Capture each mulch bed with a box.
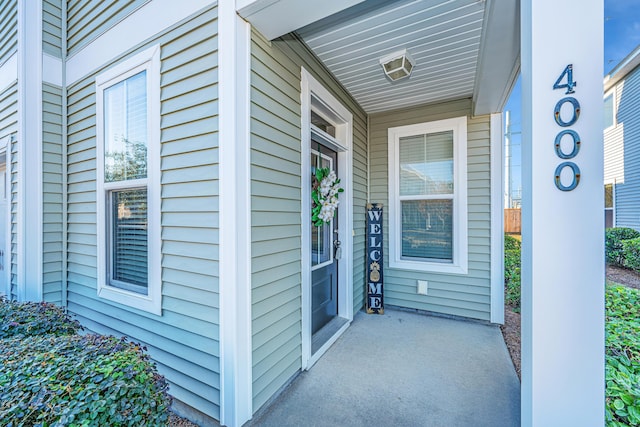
[500,264,640,381]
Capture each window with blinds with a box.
[95,45,160,313]
[388,116,468,274]
[399,131,454,261]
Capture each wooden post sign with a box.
[366,203,383,314]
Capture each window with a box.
[388,117,468,274]
[605,183,615,228]
[96,45,161,314]
[604,92,615,129]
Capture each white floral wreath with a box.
[311,167,343,226]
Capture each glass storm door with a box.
[311,144,339,335]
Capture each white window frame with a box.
[604,87,616,131]
[604,180,616,228]
[388,116,468,274]
[95,45,161,315]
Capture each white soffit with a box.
[237,0,364,41]
[298,0,487,114]
[472,0,520,115]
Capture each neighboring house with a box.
[604,44,640,230]
[0,1,604,426]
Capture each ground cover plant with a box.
[606,285,640,426]
[0,298,171,426]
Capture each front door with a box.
[311,143,339,336]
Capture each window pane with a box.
[401,199,453,261]
[604,94,613,128]
[104,71,147,182]
[399,131,453,196]
[110,188,148,293]
[605,184,613,208]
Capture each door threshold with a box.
[308,316,350,369]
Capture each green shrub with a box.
[505,234,521,251]
[504,248,521,310]
[504,234,522,311]
[0,296,82,339]
[0,334,171,426]
[622,238,640,273]
[606,285,640,426]
[606,227,640,267]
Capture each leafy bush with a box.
[504,235,522,311]
[606,285,640,426]
[0,334,172,426]
[0,296,82,339]
[505,234,521,251]
[622,238,640,273]
[606,227,640,267]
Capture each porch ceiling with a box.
[296,0,519,115]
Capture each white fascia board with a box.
[604,44,640,92]
[66,0,215,86]
[237,0,364,40]
[0,53,17,93]
[472,0,520,116]
[42,53,63,87]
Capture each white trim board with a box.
[18,0,44,301]
[0,53,17,94]
[218,2,252,426]
[490,112,504,324]
[66,0,216,86]
[42,53,63,87]
[300,67,354,370]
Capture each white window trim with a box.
[388,116,468,275]
[605,180,616,228]
[604,87,616,131]
[95,45,161,315]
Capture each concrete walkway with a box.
[249,309,520,427]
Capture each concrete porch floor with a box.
[248,308,520,427]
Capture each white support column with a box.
[521,1,604,425]
[17,0,43,302]
[218,2,253,426]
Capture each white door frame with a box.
[301,67,353,369]
[0,136,9,297]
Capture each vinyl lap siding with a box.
[66,0,147,56]
[42,83,63,304]
[0,83,17,298]
[250,32,368,412]
[611,67,640,230]
[66,9,220,419]
[369,99,492,321]
[0,0,17,66]
[43,0,63,57]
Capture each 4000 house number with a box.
[552,64,582,191]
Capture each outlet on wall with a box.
[417,280,428,295]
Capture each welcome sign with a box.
[366,204,384,314]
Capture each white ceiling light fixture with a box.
[379,49,415,82]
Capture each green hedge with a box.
[606,227,640,267]
[0,299,172,426]
[606,285,640,426]
[622,238,640,273]
[504,235,521,311]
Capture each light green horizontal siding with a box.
[250,31,368,413]
[0,0,17,66]
[66,8,220,420]
[42,83,63,304]
[66,0,147,56]
[0,82,17,299]
[369,99,493,321]
[43,0,62,57]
